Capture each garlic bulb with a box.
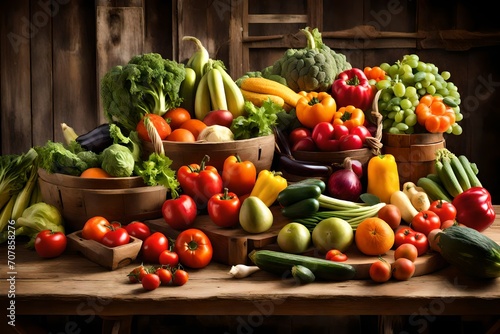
[228,264,260,278]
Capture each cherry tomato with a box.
[162,194,197,230]
[101,226,130,248]
[124,221,151,241]
[81,216,112,243]
[394,226,429,256]
[141,273,161,291]
[172,269,189,286]
[128,265,148,283]
[155,267,173,285]
[391,258,416,281]
[159,250,179,267]
[174,228,213,269]
[142,232,169,263]
[369,259,392,283]
[325,249,348,262]
[339,134,363,151]
[428,200,457,223]
[411,210,441,236]
[34,230,67,259]
[394,243,418,262]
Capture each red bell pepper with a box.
[331,68,376,111]
[452,187,495,232]
[311,122,340,152]
[207,188,241,228]
[177,155,223,209]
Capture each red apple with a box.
[203,110,234,127]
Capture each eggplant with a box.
[278,154,331,178]
[76,123,113,153]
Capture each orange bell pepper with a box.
[363,66,386,82]
[295,91,337,129]
[222,154,257,197]
[332,105,365,131]
[415,95,456,133]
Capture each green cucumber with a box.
[437,226,500,278]
[249,249,356,281]
[288,178,326,192]
[291,265,315,284]
[277,183,322,207]
[280,198,319,219]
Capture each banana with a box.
[61,123,78,144]
[183,36,209,86]
[179,67,197,116]
[214,63,246,118]
[207,67,228,111]
[194,71,212,120]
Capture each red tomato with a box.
[141,273,161,291]
[288,127,312,147]
[428,200,457,223]
[124,221,151,241]
[292,137,317,152]
[136,113,172,141]
[162,194,197,230]
[441,219,463,229]
[174,228,213,269]
[339,134,363,151]
[128,265,148,283]
[207,188,241,228]
[325,249,348,262]
[81,216,112,243]
[142,232,169,263]
[101,227,130,248]
[377,204,402,230]
[391,258,416,281]
[155,267,173,285]
[159,250,179,267]
[394,226,429,256]
[350,125,372,144]
[172,269,189,286]
[34,230,67,259]
[332,124,349,140]
[411,210,441,236]
[369,259,392,283]
[394,243,418,262]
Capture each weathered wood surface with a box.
[1,208,499,319]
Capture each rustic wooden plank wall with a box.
[1,0,499,203]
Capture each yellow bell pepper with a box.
[367,154,400,204]
[249,170,288,207]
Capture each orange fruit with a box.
[179,119,207,140]
[354,217,395,256]
[164,107,191,130]
[80,167,112,178]
[166,128,196,142]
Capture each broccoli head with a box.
[101,53,186,133]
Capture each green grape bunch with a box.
[373,54,463,135]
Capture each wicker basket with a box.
[38,169,167,233]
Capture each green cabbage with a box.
[101,144,135,177]
[15,202,65,248]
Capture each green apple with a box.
[239,196,273,233]
[312,217,354,253]
[277,222,311,254]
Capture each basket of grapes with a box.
[369,54,464,184]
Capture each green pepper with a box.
[281,198,320,219]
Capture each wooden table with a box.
[1,207,499,334]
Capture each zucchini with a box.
[437,226,500,278]
[417,177,452,202]
[280,198,319,219]
[248,249,356,281]
[291,265,315,284]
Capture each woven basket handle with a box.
[145,116,165,156]
[365,89,384,156]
